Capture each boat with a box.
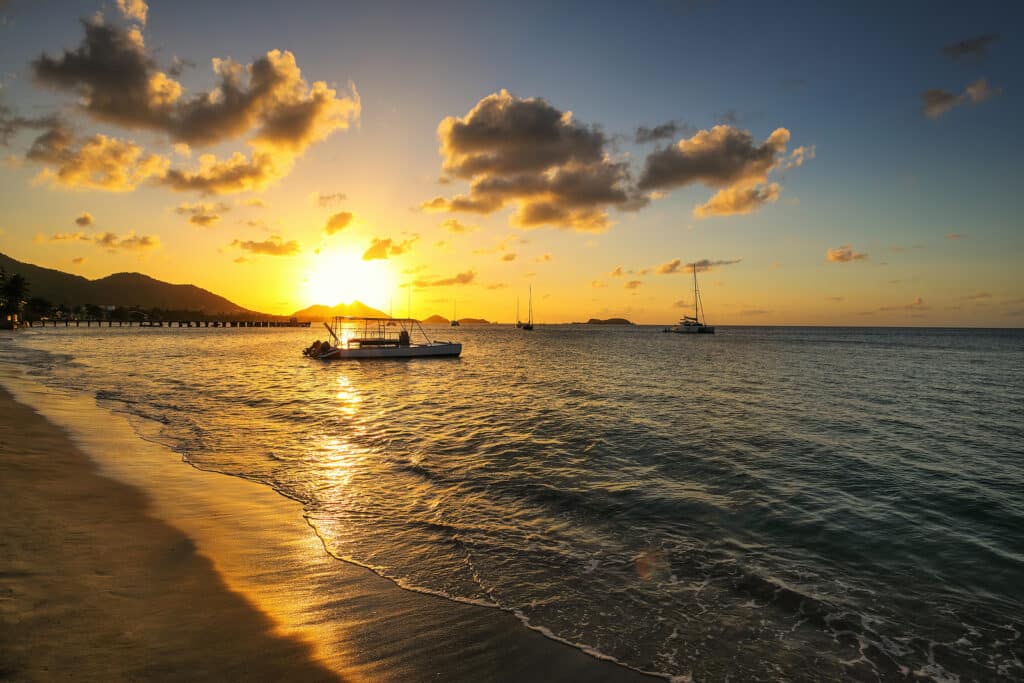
[521,286,534,331]
[666,265,715,334]
[303,316,462,359]
[451,301,460,327]
[515,297,522,328]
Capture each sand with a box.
[0,381,658,682]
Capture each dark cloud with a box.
[423,90,646,232]
[413,270,476,287]
[942,34,999,61]
[313,191,346,207]
[0,105,60,146]
[500,252,516,261]
[624,280,642,289]
[657,257,742,274]
[26,123,169,191]
[638,125,789,191]
[362,236,416,260]
[231,236,299,256]
[74,212,94,227]
[94,231,160,251]
[71,256,86,264]
[826,245,867,263]
[634,120,689,144]
[922,79,1001,119]
[29,20,358,194]
[176,201,229,227]
[324,211,352,235]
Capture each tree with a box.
[1,271,29,318]
[24,297,53,321]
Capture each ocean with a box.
[2,324,1022,681]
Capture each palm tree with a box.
[1,271,29,319]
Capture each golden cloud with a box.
[826,245,868,263]
[324,211,353,235]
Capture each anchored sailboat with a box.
[667,264,714,334]
[451,301,460,327]
[522,286,534,330]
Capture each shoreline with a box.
[0,372,660,682]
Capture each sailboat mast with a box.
[693,265,698,322]
[528,285,533,324]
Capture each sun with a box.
[302,249,396,311]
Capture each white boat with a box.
[304,316,462,359]
[667,265,715,334]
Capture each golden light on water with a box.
[302,250,396,311]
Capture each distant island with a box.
[572,318,635,325]
[420,315,492,325]
[292,301,389,321]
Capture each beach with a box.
[0,379,657,682]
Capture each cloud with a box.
[312,191,346,206]
[94,231,160,251]
[501,252,516,261]
[176,201,228,227]
[71,256,86,264]
[922,79,1001,119]
[116,0,148,25]
[413,270,476,287]
[826,245,868,263]
[425,90,645,232]
[942,34,999,61]
[486,283,507,290]
[591,280,606,288]
[634,120,689,144]
[241,197,265,208]
[26,125,169,191]
[657,257,742,274]
[231,236,299,256]
[694,182,780,217]
[172,142,191,157]
[324,211,352,235]
[638,125,794,218]
[784,145,815,169]
[37,231,90,242]
[29,21,359,193]
[0,104,60,146]
[880,296,928,312]
[610,266,625,277]
[362,236,417,260]
[535,253,553,263]
[441,218,478,233]
[74,211,94,226]
[624,280,642,289]
[945,233,966,240]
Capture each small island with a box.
[572,318,635,325]
[420,314,492,325]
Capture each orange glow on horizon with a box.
[302,249,396,311]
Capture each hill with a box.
[0,252,254,314]
[291,301,390,321]
[420,314,449,324]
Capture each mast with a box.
[516,297,520,325]
[693,265,699,323]
[528,285,533,325]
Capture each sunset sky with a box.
[1,0,1021,324]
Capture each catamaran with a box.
[304,316,462,359]
[522,285,534,331]
[667,265,715,334]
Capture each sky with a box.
[0,0,1021,325]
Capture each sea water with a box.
[2,325,1022,680]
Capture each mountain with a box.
[420,314,492,324]
[291,301,390,321]
[458,318,492,325]
[420,314,449,324]
[0,252,254,314]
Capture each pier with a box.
[21,319,312,329]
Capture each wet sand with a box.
[0,380,658,682]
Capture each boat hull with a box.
[316,342,462,359]
[669,325,715,334]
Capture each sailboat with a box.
[522,285,534,330]
[667,264,714,334]
[515,297,522,328]
[451,301,460,327]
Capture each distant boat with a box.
[666,265,714,334]
[451,301,460,327]
[304,316,461,359]
[515,297,522,328]
[522,285,534,331]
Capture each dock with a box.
[20,319,312,329]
